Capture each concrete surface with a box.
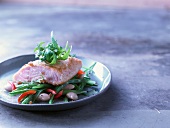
[0,3,170,128]
[2,0,170,9]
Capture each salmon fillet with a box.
[13,57,82,86]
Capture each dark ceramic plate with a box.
[0,54,111,111]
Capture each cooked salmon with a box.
[13,57,82,86]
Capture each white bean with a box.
[37,93,51,101]
[4,83,12,92]
[66,92,78,101]
[64,84,75,90]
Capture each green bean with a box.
[63,90,87,95]
[32,83,53,89]
[83,62,96,77]
[21,95,33,104]
[68,79,82,84]
[32,89,44,103]
[64,97,68,102]
[85,80,97,86]
[79,82,86,91]
[10,89,31,96]
[49,94,55,104]
[16,83,37,90]
[55,83,67,93]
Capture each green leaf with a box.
[58,45,72,60]
[34,31,72,65]
[34,42,45,52]
[65,41,69,50]
[49,53,57,65]
[51,31,58,49]
[44,49,53,62]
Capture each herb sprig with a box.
[34,31,72,65]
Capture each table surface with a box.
[0,3,170,128]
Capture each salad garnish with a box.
[34,31,72,65]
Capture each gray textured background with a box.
[0,3,170,128]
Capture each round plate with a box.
[0,54,111,111]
